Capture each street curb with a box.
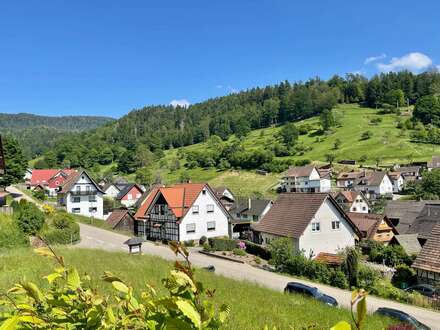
[198,250,245,263]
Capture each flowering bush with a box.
[237,241,246,250]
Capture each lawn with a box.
[0,247,393,329]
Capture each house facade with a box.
[252,193,360,258]
[134,183,230,242]
[347,212,397,244]
[102,183,120,199]
[229,198,273,239]
[333,191,369,213]
[336,171,363,188]
[57,170,105,219]
[117,184,144,207]
[30,169,76,197]
[354,172,393,197]
[388,172,404,193]
[281,165,331,193]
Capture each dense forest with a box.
[35,71,440,176]
[0,114,114,158]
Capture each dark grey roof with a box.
[384,200,440,234]
[407,204,440,239]
[390,234,422,255]
[116,183,143,200]
[124,237,144,245]
[230,199,272,218]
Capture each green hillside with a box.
[149,104,439,197]
[0,248,392,329]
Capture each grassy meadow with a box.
[146,104,440,197]
[0,247,394,329]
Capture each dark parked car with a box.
[284,282,338,307]
[374,308,430,330]
[404,284,438,298]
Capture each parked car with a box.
[284,282,338,307]
[374,308,430,330]
[404,284,438,298]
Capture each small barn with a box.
[106,208,135,232]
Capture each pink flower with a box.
[238,241,246,250]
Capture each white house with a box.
[57,170,105,219]
[252,193,361,258]
[354,172,393,197]
[336,171,364,188]
[134,183,230,242]
[281,165,331,193]
[333,191,369,213]
[388,172,405,193]
[102,183,120,199]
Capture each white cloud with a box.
[376,52,433,72]
[364,54,386,64]
[170,99,190,108]
[216,84,223,89]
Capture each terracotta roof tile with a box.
[106,208,134,228]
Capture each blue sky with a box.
[1,1,440,118]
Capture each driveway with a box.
[77,223,440,328]
[7,185,42,206]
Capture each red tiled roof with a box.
[30,169,59,186]
[134,183,206,220]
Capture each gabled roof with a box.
[58,170,104,194]
[116,183,144,200]
[384,200,436,234]
[230,199,272,217]
[357,171,388,187]
[347,212,396,240]
[336,171,364,181]
[134,183,223,220]
[333,191,362,203]
[212,186,235,201]
[315,252,343,266]
[407,203,440,239]
[252,193,361,239]
[283,165,316,178]
[106,208,134,229]
[412,224,440,273]
[30,169,60,185]
[102,182,120,192]
[388,172,403,181]
[390,234,422,255]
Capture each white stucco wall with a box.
[379,175,394,195]
[104,185,119,199]
[179,188,229,241]
[299,198,356,257]
[350,196,369,213]
[65,174,104,219]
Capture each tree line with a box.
[36,71,440,174]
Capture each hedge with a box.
[243,240,271,260]
[208,237,237,251]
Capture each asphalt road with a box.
[77,223,440,328]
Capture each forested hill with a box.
[0,113,114,158]
[0,113,114,130]
[36,71,440,174]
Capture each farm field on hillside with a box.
[0,248,393,329]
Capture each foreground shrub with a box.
[15,201,45,235]
[0,242,230,329]
[392,264,417,289]
[41,212,80,245]
[233,248,246,256]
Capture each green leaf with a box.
[176,299,201,328]
[0,316,20,330]
[356,295,367,327]
[330,321,351,330]
[34,247,55,259]
[67,268,81,289]
[18,315,45,325]
[112,281,129,294]
[45,272,62,284]
[21,282,44,302]
[106,307,116,324]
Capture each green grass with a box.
[0,247,393,329]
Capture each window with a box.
[207,221,216,231]
[202,189,206,195]
[89,195,97,202]
[136,193,141,198]
[311,222,320,232]
[72,208,80,213]
[192,205,199,214]
[89,207,97,213]
[72,196,80,203]
[362,206,367,211]
[253,215,259,221]
[186,223,196,234]
[332,220,340,230]
[352,207,357,211]
[127,194,132,200]
[206,204,214,213]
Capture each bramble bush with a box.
[14,201,45,235]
